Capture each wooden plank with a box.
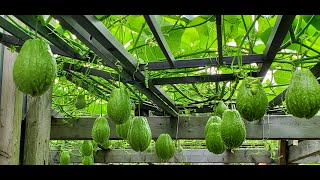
[278,140,287,165]
[288,140,320,164]
[0,48,23,165]
[51,115,320,140]
[50,148,277,164]
[292,153,320,164]
[23,89,52,165]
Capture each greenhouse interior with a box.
[0,15,319,165]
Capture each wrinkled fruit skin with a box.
[82,155,94,165]
[204,116,221,135]
[236,77,268,121]
[92,116,110,145]
[81,140,93,156]
[215,101,228,118]
[13,39,57,96]
[127,116,152,152]
[205,123,226,154]
[107,88,132,125]
[155,133,175,161]
[220,109,246,149]
[60,151,70,165]
[75,94,86,109]
[116,117,133,139]
[285,69,320,119]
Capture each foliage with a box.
[8,15,319,164]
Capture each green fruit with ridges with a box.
[116,117,133,139]
[205,123,226,154]
[127,116,152,152]
[81,140,93,156]
[155,133,175,161]
[236,77,268,121]
[82,155,94,165]
[220,109,246,149]
[204,116,221,135]
[285,69,320,119]
[91,116,110,145]
[215,101,228,118]
[75,94,86,109]
[59,151,70,165]
[13,39,57,96]
[107,88,132,125]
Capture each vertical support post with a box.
[0,46,23,165]
[279,140,288,165]
[23,89,52,165]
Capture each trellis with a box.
[0,15,319,165]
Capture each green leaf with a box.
[224,15,240,39]
[302,15,320,31]
[161,26,184,54]
[187,16,216,50]
[273,69,293,85]
[180,27,200,54]
[253,43,266,54]
[125,15,145,33]
[259,27,273,45]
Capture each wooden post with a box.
[279,140,288,165]
[23,89,52,165]
[0,46,24,165]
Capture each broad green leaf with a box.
[273,64,293,85]
[302,15,320,32]
[125,15,145,33]
[224,15,240,39]
[161,25,184,54]
[180,27,200,54]
[259,27,273,45]
[253,43,266,54]
[187,16,216,50]
[238,15,253,31]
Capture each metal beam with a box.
[144,15,176,68]
[0,33,76,58]
[151,72,258,85]
[0,16,32,41]
[69,15,177,113]
[61,62,123,83]
[138,54,264,71]
[51,115,320,140]
[14,15,85,61]
[53,15,178,117]
[216,15,223,65]
[258,15,296,77]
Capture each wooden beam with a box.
[278,140,287,165]
[23,89,52,165]
[51,115,320,140]
[0,47,23,165]
[293,153,320,164]
[288,140,320,164]
[50,148,277,164]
